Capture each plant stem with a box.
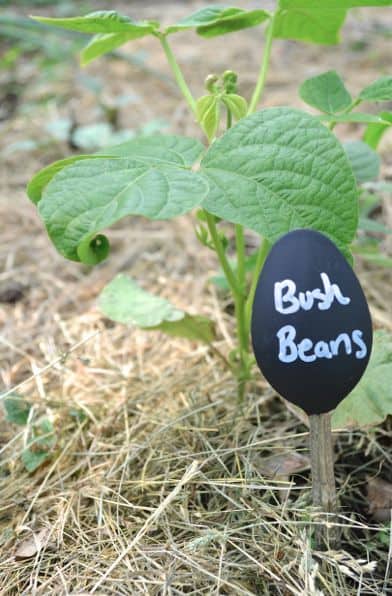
[234,224,251,396]
[159,35,197,116]
[204,211,240,297]
[328,98,362,131]
[244,237,270,334]
[248,14,276,114]
[235,224,246,291]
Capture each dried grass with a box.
[1,2,392,593]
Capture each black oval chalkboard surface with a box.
[251,230,372,415]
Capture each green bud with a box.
[223,70,238,94]
[205,74,219,94]
[223,70,238,84]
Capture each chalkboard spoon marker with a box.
[251,229,373,548]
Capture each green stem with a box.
[328,98,362,131]
[235,224,249,353]
[235,224,246,291]
[248,14,276,115]
[204,211,240,297]
[245,238,270,334]
[159,35,197,116]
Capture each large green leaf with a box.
[201,107,358,252]
[274,1,347,45]
[344,141,381,183]
[274,1,392,45]
[32,11,159,35]
[299,71,352,113]
[99,274,215,343]
[166,6,270,37]
[28,135,205,205]
[332,331,392,429]
[38,158,208,264]
[81,33,138,65]
[359,76,392,102]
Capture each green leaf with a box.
[81,33,139,66]
[359,76,392,102]
[28,134,205,204]
[274,1,347,45]
[166,6,270,37]
[201,107,358,252]
[299,71,352,113]
[344,141,381,183]
[38,156,208,263]
[332,331,392,429]
[196,95,220,141]
[319,113,392,124]
[3,395,31,425]
[99,274,215,343]
[274,1,392,45]
[27,155,110,204]
[32,11,159,35]
[363,112,392,149]
[222,94,248,120]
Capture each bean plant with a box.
[28,2,392,402]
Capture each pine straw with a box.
[0,193,391,595]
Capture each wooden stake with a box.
[309,412,338,549]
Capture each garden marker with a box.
[251,229,373,547]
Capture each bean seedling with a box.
[27,2,392,406]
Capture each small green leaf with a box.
[81,33,139,66]
[196,95,220,141]
[299,71,352,113]
[332,331,392,429]
[319,113,392,124]
[99,274,215,343]
[22,449,50,473]
[344,141,381,183]
[3,395,31,425]
[363,112,392,149]
[201,107,358,253]
[166,6,270,37]
[222,94,248,120]
[32,11,159,35]
[359,76,392,102]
